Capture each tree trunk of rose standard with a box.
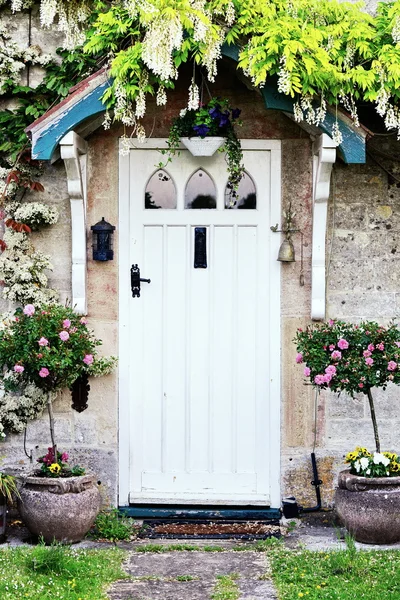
[366,387,380,454]
[47,393,57,466]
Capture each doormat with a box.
[139,520,281,540]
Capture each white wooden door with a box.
[119,139,281,506]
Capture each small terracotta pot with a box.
[335,469,400,544]
[18,473,101,544]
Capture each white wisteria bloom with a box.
[277,56,291,95]
[331,121,343,146]
[392,16,400,44]
[188,81,200,111]
[156,85,167,106]
[0,230,58,305]
[293,102,303,123]
[142,17,183,82]
[119,135,131,156]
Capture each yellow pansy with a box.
[49,463,61,474]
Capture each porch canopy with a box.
[25,50,369,321]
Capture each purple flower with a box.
[314,374,325,385]
[337,339,349,350]
[331,350,342,360]
[363,350,372,358]
[365,357,374,366]
[304,366,311,377]
[377,343,385,351]
[193,124,210,137]
[296,352,303,364]
[14,364,24,373]
[61,452,69,462]
[368,344,375,352]
[39,367,49,378]
[63,319,71,329]
[231,108,241,120]
[59,331,70,341]
[218,112,230,127]
[209,107,221,119]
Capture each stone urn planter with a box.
[18,473,101,544]
[335,469,400,544]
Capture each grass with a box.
[211,574,240,600]
[269,538,400,599]
[0,543,126,600]
[134,543,226,552]
[91,508,136,541]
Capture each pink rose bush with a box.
[295,320,400,396]
[0,303,108,392]
[295,319,400,455]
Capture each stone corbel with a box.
[311,133,337,321]
[59,131,88,315]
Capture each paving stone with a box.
[238,579,278,599]
[123,551,268,580]
[108,579,213,600]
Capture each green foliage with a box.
[0,44,99,162]
[36,448,86,478]
[0,544,126,600]
[0,472,19,502]
[163,97,244,201]
[211,574,240,600]
[269,545,400,599]
[0,303,102,392]
[294,320,400,396]
[92,508,134,541]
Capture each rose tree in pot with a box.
[295,319,400,544]
[0,303,115,543]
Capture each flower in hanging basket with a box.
[163,97,244,203]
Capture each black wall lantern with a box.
[91,217,115,261]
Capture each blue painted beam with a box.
[30,44,366,164]
[31,82,109,160]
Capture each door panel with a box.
[120,140,281,506]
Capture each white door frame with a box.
[118,138,282,508]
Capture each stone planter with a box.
[18,473,101,544]
[180,136,225,156]
[335,469,400,544]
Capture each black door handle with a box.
[131,264,151,297]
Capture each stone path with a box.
[108,549,278,600]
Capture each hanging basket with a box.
[180,136,225,156]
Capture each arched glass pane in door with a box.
[145,169,176,209]
[225,172,257,209]
[185,169,217,209]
